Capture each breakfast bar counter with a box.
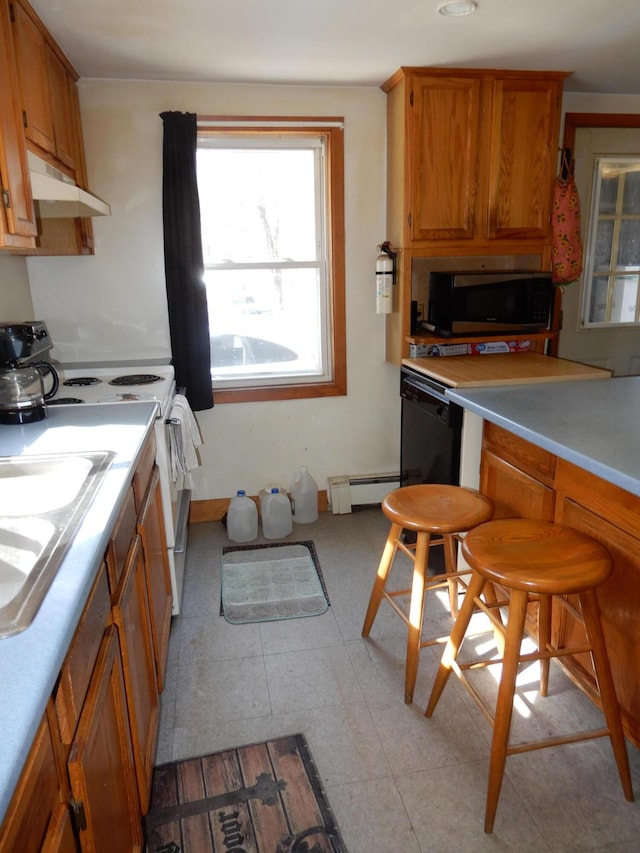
[447,376,640,498]
[446,375,640,748]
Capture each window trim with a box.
[196,117,346,403]
[581,155,640,329]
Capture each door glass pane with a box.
[593,220,613,269]
[206,268,323,380]
[622,170,640,214]
[588,276,609,323]
[610,275,639,323]
[598,174,618,215]
[617,220,640,267]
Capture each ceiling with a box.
[29,0,640,95]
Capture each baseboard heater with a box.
[328,472,400,514]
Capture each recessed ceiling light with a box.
[438,1,478,16]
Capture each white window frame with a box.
[196,117,346,404]
[581,155,640,329]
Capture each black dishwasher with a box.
[400,366,463,487]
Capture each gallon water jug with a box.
[290,467,318,524]
[258,483,287,515]
[261,488,293,539]
[227,490,258,542]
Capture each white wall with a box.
[27,79,399,501]
[0,256,34,322]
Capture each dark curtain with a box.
[160,111,213,411]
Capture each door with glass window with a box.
[558,127,640,376]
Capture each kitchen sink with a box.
[0,451,115,638]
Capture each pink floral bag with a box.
[551,154,583,285]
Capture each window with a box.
[196,119,346,403]
[581,156,640,328]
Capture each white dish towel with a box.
[168,394,203,484]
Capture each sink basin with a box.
[0,451,115,638]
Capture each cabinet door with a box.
[480,449,555,521]
[112,535,159,814]
[555,495,640,746]
[486,77,562,241]
[46,47,76,170]
[10,0,55,155]
[40,805,78,853]
[409,75,482,242]
[0,707,63,853]
[137,467,173,692]
[0,0,36,245]
[67,627,143,852]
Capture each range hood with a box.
[27,151,111,218]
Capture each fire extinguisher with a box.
[376,242,396,314]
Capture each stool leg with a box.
[538,594,552,697]
[362,522,403,637]
[443,533,460,617]
[579,589,634,802]
[405,531,430,704]
[425,571,486,717]
[485,588,529,834]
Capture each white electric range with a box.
[48,363,188,615]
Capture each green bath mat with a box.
[221,540,329,624]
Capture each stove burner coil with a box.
[63,377,101,387]
[109,374,162,386]
[47,397,84,405]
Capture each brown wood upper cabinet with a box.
[384,67,568,250]
[0,0,37,248]
[1,0,95,254]
[10,0,78,173]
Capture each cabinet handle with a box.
[1,189,10,210]
[70,798,87,832]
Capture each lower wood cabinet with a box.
[112,535,159,814]
[480,422,640,748]
[0,431,173,850]
[40,804,77,853]
[137,467,172,693]
[67,626,143,852]
[0,702,66,852]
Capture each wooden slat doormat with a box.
[144,733,347,852]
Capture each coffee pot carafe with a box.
[0,322,60,425]
[0,361,59,425]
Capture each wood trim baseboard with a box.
[188,491,330,523]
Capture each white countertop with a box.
[447,376,640,498]
[0,403,157,824]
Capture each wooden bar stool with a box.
[425,517,634,833]
[361,484,493,704]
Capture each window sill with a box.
[213,376,346,404]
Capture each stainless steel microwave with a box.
[424,270,553,337]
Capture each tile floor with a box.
[155,508,640,852]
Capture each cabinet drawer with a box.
[483,421,556,486]
[105,487,137,593]
[133,432,156,513]
[54,564,110,746]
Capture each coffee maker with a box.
[0,322,59,424]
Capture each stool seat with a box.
[362,484,493,704]
[426,517,633,834]
[384,484,494,534]
[462,518,613,595]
